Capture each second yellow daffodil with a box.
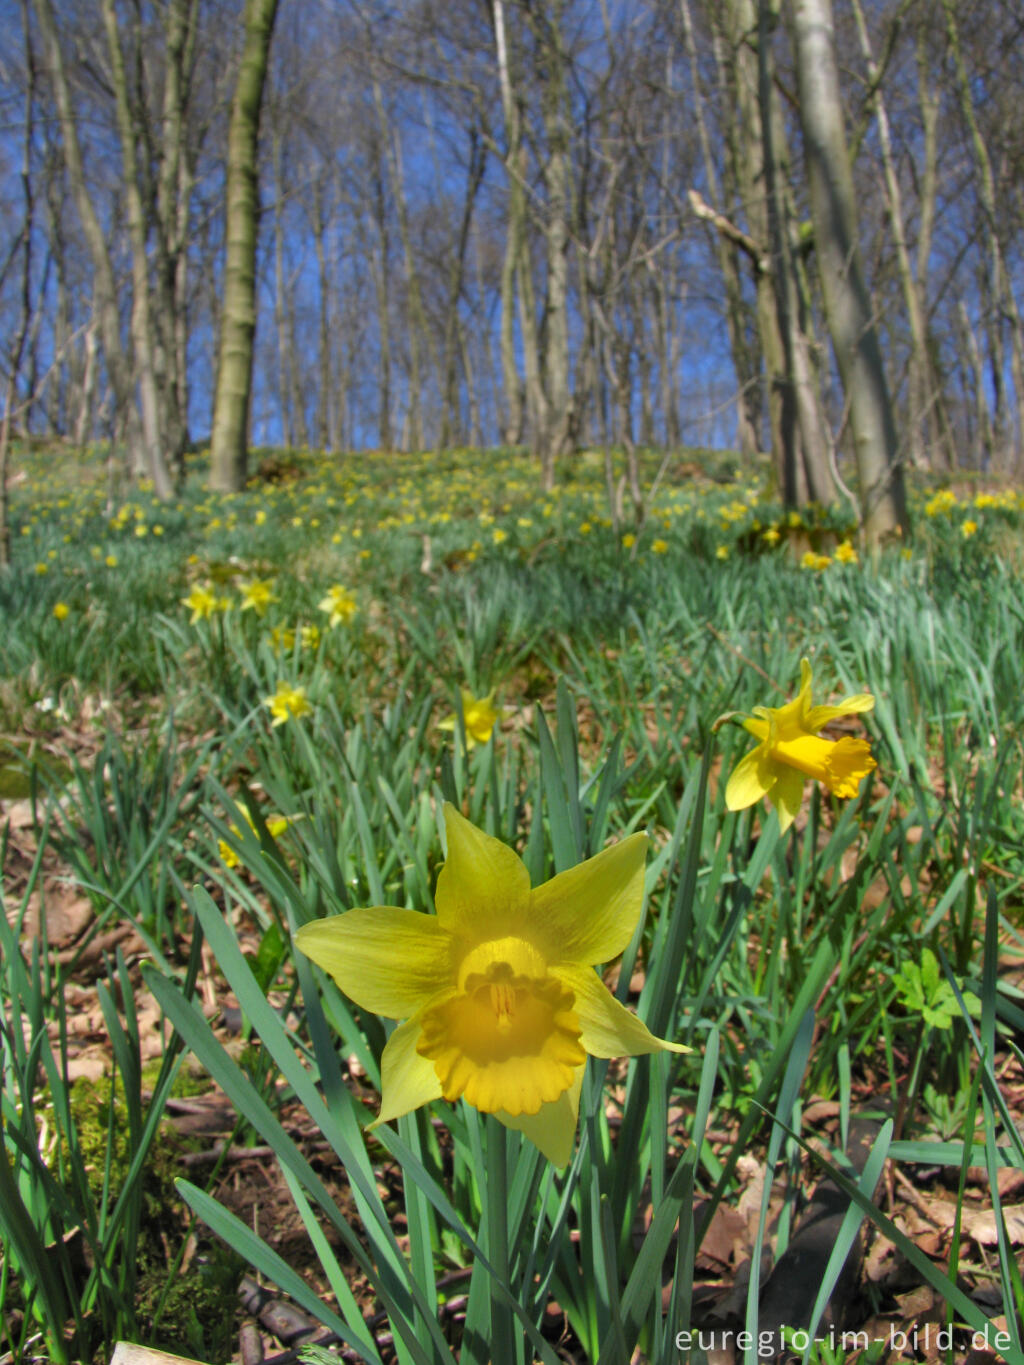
[725,659,875,833]
[438,690,498,748]
[264,682,313,726]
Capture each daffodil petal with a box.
[553,965,689,1057]
[803,696,874,731]
[295,908,450,1017]
[498,1067,583,1166]
[371,1017,443,1126]
[770,764,805,834]
[742,715,770,741]
[529,833,649,965]
[435,804,531,938]
[724,745,773,810]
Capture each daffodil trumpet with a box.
[295,803,687,1165]
[723,658,875,834]
[437,689,498,749]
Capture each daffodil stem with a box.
[486,1116,515,1365]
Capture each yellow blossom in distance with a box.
[240,578,278,615]
[52,601,70,621]
[318,584,357,627]
[182,583,224,623]
[295,804,688,1165]
[438,689,499,749]
[264,682,313,726]
[219,802,289,868]
[801,550,832,571]
[961,520,978,538]
[724,658,875,834]
[834,540,858,565]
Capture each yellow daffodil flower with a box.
[219,803,289,868]
[438,690,498,748]
[264,682,312,726]
[295,804,687,1164]
[318,584,357,627]
[240,578,277,615]
[269,625,296,651]
[182,583,223,623]
[725,659,875,834]
[52,602,70,621]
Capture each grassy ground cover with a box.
[2,443,1024,1365]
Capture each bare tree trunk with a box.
[372,75,430,450]
[311,172,331,451]
[285,272,307,448]
[369,147,393,450]
[22,248,51,434]
[271,125,291,448]
[755,0,835,506]
[518,232,547,469]
[439,129,486,451]
[790,0,907,541]
[850,0,935,474]
[1,0,37,567]
[156,0,197,479]
[101,0,175,498]
[683,0,761,459]
[74,319,98,448]
[706,0,833,504]
[458,317,482,448]
[328,195,345,451]
[537,2,574,490]
[911,25,957,470]
[34,0,148,479]
[209,0,279,492]
[941,0,1024,471]
[493,0,525,445]
[957,298,994,467]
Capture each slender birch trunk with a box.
[493,0,525,445]
[753,0,835,505]
[101,0,175,498]
[209,0,279,492]
[311,173,332,452]
[271,124,291,448]
[537,5,573,489]
[790,0,907,541]
[439,129,486,451]
[370,148,393,450]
